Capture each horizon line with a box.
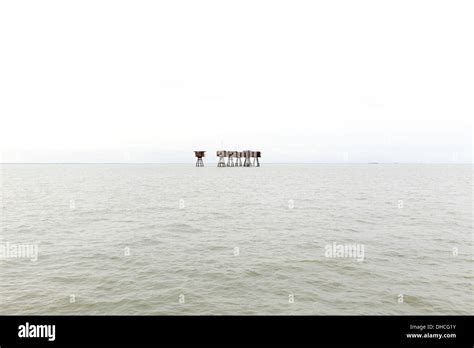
[0,162,471,165]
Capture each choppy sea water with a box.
[0,164,472,315]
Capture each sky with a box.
[0,0,472,163]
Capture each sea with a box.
[0,164,472,315]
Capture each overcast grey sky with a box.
[0,0,472,163]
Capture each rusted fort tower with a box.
[242,150,252,167]
[217,150,227,167]
[194,151,205,167]
[227,151,237,167]
[236,151,243,167]
[253,151,261,167]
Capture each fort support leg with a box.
[218,156,226,167]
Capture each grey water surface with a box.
[0,164,472,315]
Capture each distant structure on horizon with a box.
[194,151,205,167]
[216,150,261,167]
[194,150,261,167]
